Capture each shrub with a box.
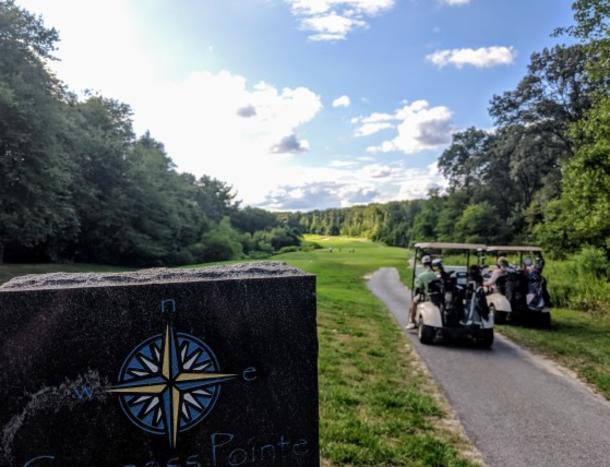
[278,245,299,254]
[573,246,609,278]
[301,241,322,252]
[544,253,610,315]
[247,250,273,260]
[196,218,243,262]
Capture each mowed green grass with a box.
[0,262,130,285]
[1,240,475,465]
[275,236,475,466]
[497,310,610,400]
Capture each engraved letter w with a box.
[72,384,95,400]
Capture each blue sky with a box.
[20,0,574,210]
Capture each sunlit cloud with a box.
[440,0,471,6]
[426,46,516,69]
[258,161,447,210]
[332,95,351,108]
[353,100,454,154]
[286,0,395,41]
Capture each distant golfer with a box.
[407,255,436,330]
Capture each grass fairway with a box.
[497,310,610,400]
[275,235,475,466]
[0,262,131,285]
[1,239,476,465]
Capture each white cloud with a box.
[286,0,395,41]
[362,163,395,178]
[270,134,311,153]
[131,70,323,202]
[427,46,516,69]
[329,160,359,168]
[354,121,393,137]
[259,161,447,210]
[353,100,454,154]
[236,104,257,118]
[440,0,471,6]
[16,0,446,210]
[332,95,351,108]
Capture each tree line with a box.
[0,1,300,266]
[295,0,610,259]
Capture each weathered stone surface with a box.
[0,262,318,466]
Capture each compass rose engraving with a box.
[110,324,236,448]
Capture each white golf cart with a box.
[484,245,552,328]
[411,243,494,348]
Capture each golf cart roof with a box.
[414,242,486,251]
[487,245,543,252]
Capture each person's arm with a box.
[484,269,500,287]
[534,255,545,273]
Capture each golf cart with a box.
[412,243,494,348]
[484,245,552,328]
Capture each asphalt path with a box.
[367,267,610,467]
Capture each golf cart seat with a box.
[496,273,527,309]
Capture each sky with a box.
[18,0,575,211]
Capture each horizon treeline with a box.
[294,0,610,259]
[0,0,301,266]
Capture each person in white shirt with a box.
[484,256,509,291]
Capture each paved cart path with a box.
[367,267,610,467]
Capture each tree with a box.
[195,175,238,223]
[454,203,504,244]
[195,217,243,262]
[0,0,77,263]
[121,133,205,265]
[67,96,136,263]
[490,44,600,157]
[410,191,444,242]
[557,0,610,78]
[560,96,610,249]
[438,128,492,193]
[231,207,278,234]
[553,0,610,252]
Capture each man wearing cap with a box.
[407,255,437,330]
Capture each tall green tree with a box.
[0,0,77,262]
[553,0,610,251]
[438,128,492,193]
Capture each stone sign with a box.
[0,263,318,466]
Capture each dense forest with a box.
[295,0,610,259]
[1,1,608,268]
[0,0,301,266]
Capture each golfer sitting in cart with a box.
[523,254,550,312]
[483,256,510,292]
[484,245,552,327]
[406,255,436,330]
[409,243,495,346]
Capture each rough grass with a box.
[275,235,476,466]
[543,261,610,314]
[1,240,477,465]
[498,310,610,401]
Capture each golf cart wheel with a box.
[491,305,507,325]
[539,313,552,329]
[477,329,494,349]
[418,319,436,345]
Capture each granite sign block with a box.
[0,262,318,466]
